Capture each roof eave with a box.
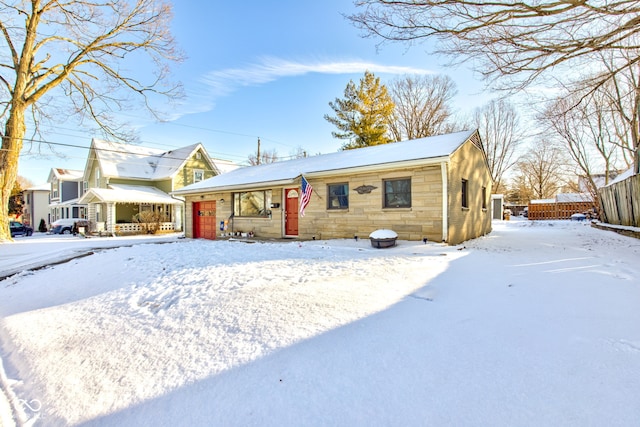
[172,178,298,196]
[172,156,450,195]
[305,156,450,178]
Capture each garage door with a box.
[193,201,216,240]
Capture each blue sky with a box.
[18,1,492,185]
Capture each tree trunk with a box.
[0,109,27,240]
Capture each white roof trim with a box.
[173,130,477,195]
[79,184,183,205]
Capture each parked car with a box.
[50,218,89,235]
[10,221,33,237]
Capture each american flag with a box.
[299,175,313,217]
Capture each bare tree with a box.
[388,74,457,141]
[349,1,640,91]
[0,0,182,240]
[248,149,279,166]
[514,140,570,200]
[596,51,640,173]
[289,146,308,159]
[541,90,627,200]
[473,99,524,194]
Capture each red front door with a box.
[193,201,216,240]
[285,188,299,236]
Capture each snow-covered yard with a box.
[1,219,639,426]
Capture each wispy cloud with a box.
[158,57,435,123]
[201,56,435,98]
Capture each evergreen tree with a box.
[325,71,395,150]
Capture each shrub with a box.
[132,210,163,234]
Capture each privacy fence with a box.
[528,200,595,220]
[598,174,640,227]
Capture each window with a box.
[83,181,88,194]
[52,179,59,199]
[95,168,101,188]
[384,178,411,208]
[233,190,272,217]
[482,186,487,209]
[327,183,348,210]
[193,169,204,183]
[461,179,468,209]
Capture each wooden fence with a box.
[528,201,596,220]
[598,174,640,227]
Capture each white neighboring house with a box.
[47,168,87,224]
[22,183,51,230]
[78,139,237,235]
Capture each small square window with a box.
[327,183,349,209]
[384,178,411,208]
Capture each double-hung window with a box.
[384,178,411,208]
[327,183,348,209]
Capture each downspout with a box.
[441,161,448,243]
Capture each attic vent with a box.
[469,131,483,151]
[196,152,202,160]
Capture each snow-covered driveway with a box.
[1,220,639,426]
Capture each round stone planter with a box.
[369,229,398,248]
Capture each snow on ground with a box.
[0,219,639,426]
[0,233,183,279]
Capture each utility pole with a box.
[257,137,261,165]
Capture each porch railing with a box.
[113,222,176,234]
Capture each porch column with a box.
[174,204,183,231]
[106,202,116,234]
[87,203,96,232]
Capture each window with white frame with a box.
[193,169,204,183]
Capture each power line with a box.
[10,136,247,175]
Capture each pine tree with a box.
[325,71,395,150]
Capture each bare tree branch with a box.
[349,1,640,90]
[0,0,183,240]
[388,74,457,141]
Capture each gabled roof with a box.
[47,168,83,183]
[174,130,479,195]
[87,139,223,181]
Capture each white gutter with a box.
[441,161,448,243]
[172,178,298,196]
[305,156,450,179]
